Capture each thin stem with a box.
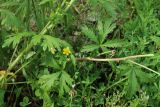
[4,81,31,85]
[76,54,154,62]
[7,0,75,72]
[9,44,18,65]
[106,77,128,91]
[7,44,32,72]
[128,60,160,76]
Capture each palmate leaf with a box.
[59,71,73,96]
[98,19,116,44]
[104,19,116,37]
[81,26,98,43]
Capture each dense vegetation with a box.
[1,0,160,106]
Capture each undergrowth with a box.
[0,0,160,107]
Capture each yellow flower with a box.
[63,47,71,56]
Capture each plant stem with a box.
[7,0,75,72]
[76,54,154,62]
[7,44,32,72]
[106,77,128,91]
[128,60,160,76]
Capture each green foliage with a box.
[20,96,30,107]
[1,0,160,106]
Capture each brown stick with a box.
[75,54,154,62]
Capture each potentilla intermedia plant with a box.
[0,0,160,106]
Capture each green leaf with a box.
[31,35,42,45]
[39,0,55,5]
[41,35,62,51]
[3,35,22,48]
[0,1,19,7]
[81,44,99,52]
[0,9,21,28]
[98,20,116,44]
[20,96,30,107]
[81,26,98,43]
[127,70,138,98]
[3,32,35,48]
[150,36,160,46]
[97,21,104,43]
[135,69,153,83]
[59,71,73,96]
[0,89,5,107]
[101,1,117,17]
[70,54,76,67]
[102,39,127,48]
[41,54,61,69]
[39,72,61,91]
[103,19,116,37]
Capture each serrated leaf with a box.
[41,35,62,51]
[3,34,21,48]
[0,9,21,28]
[41,54,60,69]
[31,35,42,45]
[135,69,153,83]
[81,26,98,43]
[127,70,138,98]
[150,36,160,46]
[39,72,60,91]
[104,19,116,37]
[59,71,73,96]
[98,21,104,43]
[81,44,99,52]
[98,19,116,44]
[3,32,35,48]
[102,39,126,48]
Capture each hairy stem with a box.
[7,0,75,72]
